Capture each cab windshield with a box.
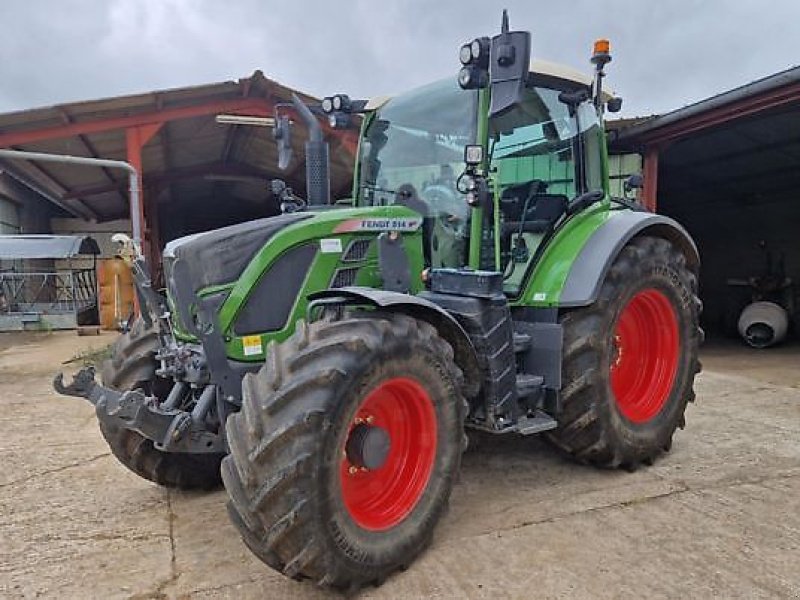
[491,84,604,294]
[358,79,477,267]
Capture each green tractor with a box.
[56,13,701,591]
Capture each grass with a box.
[65,343,113,367]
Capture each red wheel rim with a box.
[610,288,680,423]
[340,377,437,531]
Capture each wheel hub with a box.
[345,423,391,470]
[339,376,438,531]
[610,288,680,423]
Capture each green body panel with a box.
[512,201,615,308]
[196,205,425,362]
[508,123,615,308]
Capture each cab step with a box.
[516,372,543,397]
[516,410,558,435]
[513,331,532,353]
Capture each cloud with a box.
[0,0,797,117]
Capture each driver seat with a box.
[502,194,568,291]
[501,194,568,236]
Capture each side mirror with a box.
[488,11,531,117]
[273,115,292,171]
[607,97,623,113]
[624,173,644,193]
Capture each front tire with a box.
[99,319,224,489]
[547,235,702,468]
[222,313,466,590]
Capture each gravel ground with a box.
[1,331,799,599]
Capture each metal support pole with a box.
[0,148,144,250]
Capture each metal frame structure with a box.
[0,74,359,268]
[611,65,800,211]
[0,234,100,331]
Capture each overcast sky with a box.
[1,0,798,117]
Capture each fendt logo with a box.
[334,218,423,233]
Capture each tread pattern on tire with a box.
[223,312,467,591]
[547,235,702,469]
[99,319,223,489]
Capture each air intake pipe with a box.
[737,301,789,348]
[290,93,330,206]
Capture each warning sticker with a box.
[242,335,263,357]
[320,238,343,253]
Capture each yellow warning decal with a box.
[242,335,263,357]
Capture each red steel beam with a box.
[641,147,659,212]
[639,82,800,147]
[0,95,359,156]
[0,98,273,148]
[127,123,163,258]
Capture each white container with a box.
[737,301,789,348]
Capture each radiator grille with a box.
[331,267,359,288]
[342,238,371,262]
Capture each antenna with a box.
[501,9,509,33]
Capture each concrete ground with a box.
[1,331,799,599]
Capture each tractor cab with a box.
[354,60,610,296]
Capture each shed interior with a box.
[656,103,800,338]
[0,71,356,268]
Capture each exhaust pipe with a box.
[737,301,789,348]
[290,93,330,206]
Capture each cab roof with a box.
[365,59,612,110]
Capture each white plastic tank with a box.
[737,301,789,348]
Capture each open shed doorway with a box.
[656,102,800,341]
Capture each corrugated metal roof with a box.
[612,65,800,145]
[0,235,100,259]
[0,71,355,227]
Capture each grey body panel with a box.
[377,232,412,293]
[164,213,310,291]
[513,321,563,390]
[559,211,699,308]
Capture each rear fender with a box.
[308,287,481,397]
[519,208,699,308]
[558,212,699,308]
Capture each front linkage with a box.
[54,366,224,453]
[54,235,241,455]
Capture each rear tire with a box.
[222,313,466,590]
[547,235,702,468]
[99,319,223,489]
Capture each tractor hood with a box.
[163,212,311,292]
